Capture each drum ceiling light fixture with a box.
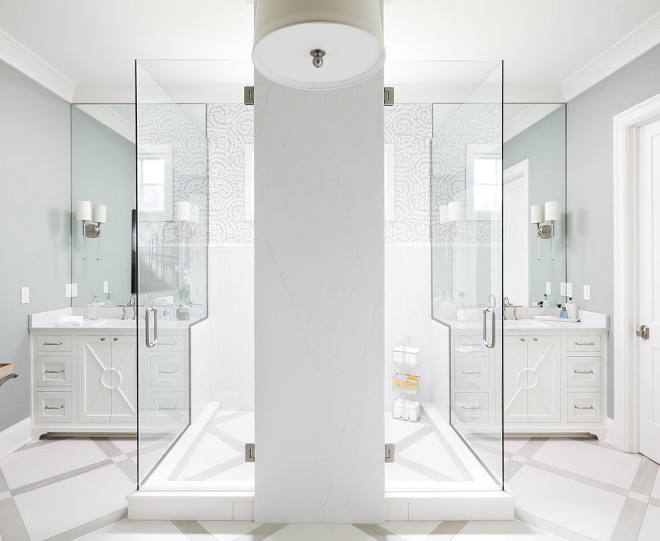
[252,0,386,90]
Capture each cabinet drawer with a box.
[567,393,602,423]
[150,356,187,388]
[35,391,72,423]
[36,335,72,352]
[566,335,601,352]
[149,391,188,423]
[454,334,488,355]
[153,333,186,352]
[454,357,489,391]
[453,392,489,423]
[36,355,72,387]
[567,357,602,387]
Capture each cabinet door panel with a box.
[78,336,112,423]
[503,337,529,423]
[111,335,137,423]
[527,336,560,422]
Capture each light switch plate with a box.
[66,284,72,297]
[103,281,109,294]
[566,283,573,297]
[545,282,552,295]
[584,285,591,301]
[72,283,78,297]
[21,287,29,304]
[560,282,567,296]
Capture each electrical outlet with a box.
[103,281,109,294]
[21,287,29,304]
[72,283,78,297]
[560,282,566,296]
[545,282,552,295]
[584,284,591,301]
[66,284,72,297]
[566,283,573,297]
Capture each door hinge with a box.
[384,87,394,106]
[244,86,255,106]
[385,443,395,463]
[245,443,255,462]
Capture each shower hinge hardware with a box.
[245,443,255,462]
[244,86,255,105]
[384,87,394,106]
[385,443,395,463]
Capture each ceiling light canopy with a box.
[252,0,386,90]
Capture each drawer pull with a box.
[574,405,594,410]
[574,342,594,346]
[158,405,178,411]
[574,369,594,375]
[44,369,65,374]
[158,370,178,375]
[461,370,481,375]
[42,342,63,346]
[461,405,481,410]
[159,342,177,346]
[44,405,64,410]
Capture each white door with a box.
[639,118,660,463]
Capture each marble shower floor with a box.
[143,404,499,491]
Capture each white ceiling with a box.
[1,0,659,103]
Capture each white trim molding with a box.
[0,417,32,460]
[612,92,660,452]
[0,29,76,102]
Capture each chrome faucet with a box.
[502,296,520,320]
[128,295,137,320]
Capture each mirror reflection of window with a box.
[137,144,173,221]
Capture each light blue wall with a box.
[0,60,71,432]
[567,43,660,417]
[71,107,135,307]
[504,106,566,307]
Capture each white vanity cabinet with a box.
[78,335,137,424]
[31,329,138,437]
[451,325,608,438]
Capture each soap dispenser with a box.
[89,295,98,320]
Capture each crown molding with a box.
[0,29,76,102]
[73,85,135,104]
[76,104,135,142]
[561,11,660,102]
[504,103,563,142]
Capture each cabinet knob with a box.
[532,338,538,341]
[100,337,106,341]
[113,337,119,341]
[520,338,525,342]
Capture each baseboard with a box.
[605,417,620,449]
[0,417,32,460]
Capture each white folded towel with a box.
[57,315,83,326]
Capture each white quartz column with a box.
[254,70,384,523]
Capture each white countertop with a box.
[447,310,609,333]
[29,307,201,331]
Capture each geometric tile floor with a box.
[1,433,658,539]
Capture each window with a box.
[466,144,502,220]
[138,144,173,221]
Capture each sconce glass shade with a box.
[530,205,545,224]
[544,200,560,221]
[253,0,385,90]
[76,200,92,221]
[92,204,106,224]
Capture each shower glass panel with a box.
[136,61,209,487]
[430,63,504,488]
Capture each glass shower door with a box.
[431,63,504,486]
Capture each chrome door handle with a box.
[636,325,650,340]
[145,307,159,348]
[483,307,496,349]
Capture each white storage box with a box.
[392,346,421,365]
[393,397,420,422]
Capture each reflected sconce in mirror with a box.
[531,201,560,261]
[76,200,106,239]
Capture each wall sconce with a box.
[531,201,560,260]
[76,200,106,238]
